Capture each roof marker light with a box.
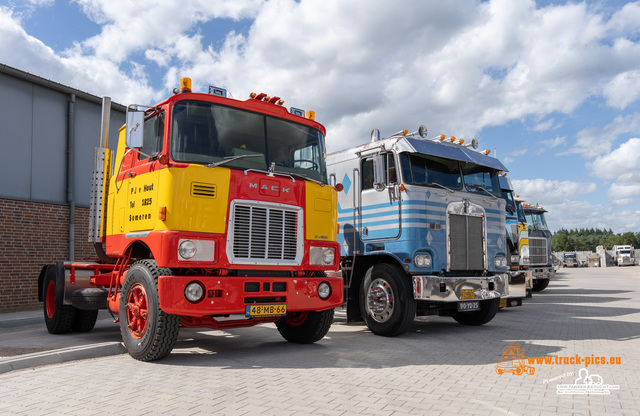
[481,149,491,155]
[180,77,192,93]
[306,110,315,121]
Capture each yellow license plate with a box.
[245,304,287,317]
[500,298,507,308]
[461,289,475,300]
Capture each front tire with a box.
[276,309,334,344]
[451,298,500,326]
[532,278,550,292]
[119,260,180,361]
[43,266,76,334]
[360,263,416,337]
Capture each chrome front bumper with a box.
[531,266,554,280]
[413,273,509,302]
[504,271,528,299]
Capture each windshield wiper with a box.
[206,154,261,168]
[468,184,497,199]
[426,182,455,193]
[280,170,324,186]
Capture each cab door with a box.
[359,152,401,241]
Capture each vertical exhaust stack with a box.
[89,97,115,262]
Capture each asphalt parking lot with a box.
[1,266,639,415]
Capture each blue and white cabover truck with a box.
[327,126,510,336]
[498,175,530,308]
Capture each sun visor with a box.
[401,137,507,171]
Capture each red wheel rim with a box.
[45,281,56,319]
[284,311,308,327]
[125,283,149,338]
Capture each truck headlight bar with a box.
[310,246,335,265]
[178,239,215,262]
[414,253,432,268]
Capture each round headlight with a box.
[318,282,332,300]
[414,253,432,268]
[185,281,204,303]
[179,240,197,259]
[322,248,335,265]
[495,256,507,268]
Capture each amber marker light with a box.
[450,136,456,142]
[180,77,192,93]
[159,206,167,221]
[306,110,315,120]
[399,184,406,192]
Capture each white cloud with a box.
[603,69,640,109]
[542,199,640,233]
[563,114,640,159]
[542,136,566,149]
[511,178,597,204]
[590,138,640,179]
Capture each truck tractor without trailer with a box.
[38,78,343,361]
[613,245,635,266]
[521,203,554,291]
[498,175,530,308]
[327,126,509,336]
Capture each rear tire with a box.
[276,309,334,344]
[451,298,500,326]
[119,260,180,361]
[360,263,416,337]
[532,278,550,292]
[72,309,99,332]
[43,266,76,334]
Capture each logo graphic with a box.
[495,342,535,375]
[556,368,620,395]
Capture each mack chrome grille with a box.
[449,213,484,271]
[229,202,301,264]
[529,237,548,265]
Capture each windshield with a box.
[399,153,462,189]
[170,100,327,183]
[619,249,631,254]
[501,189,517,214]
[461,162,501,197]
[516,201,527,223]
[525,211,549,231]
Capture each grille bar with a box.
[528,237,548,265]
[449,213,485,271]
[228,201,302,265]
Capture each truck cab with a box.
[39,79,343,361]
[498,176,531,307]
[522,203,554,291]
[328,127,509,336]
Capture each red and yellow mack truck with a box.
[38,78,343,361]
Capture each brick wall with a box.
[0,199,94,313]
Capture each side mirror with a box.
[125,109,144,149]
[372,154,385,191]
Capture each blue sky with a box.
[1,0,640,233]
